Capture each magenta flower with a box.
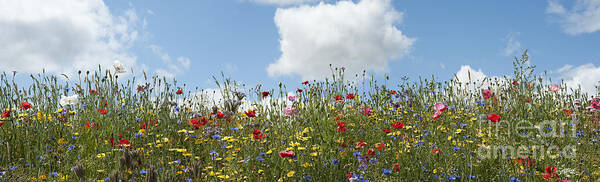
[482,89,492,100]
[433,103,447,112]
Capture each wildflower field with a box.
[0,52,599,182]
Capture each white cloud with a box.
[267,0,415,80]
[546,0,600,35]
[557,63,600,95]
[502,32,522,56]
[455,65,488,86]
[149,44,191,78]
[177,57,191,69]
[0,0,140,76]
[453,65,505,92]
[250,0,319,6]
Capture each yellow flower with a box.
[57,138,68,145]
[96,153,106,159]
[287,171,295,177]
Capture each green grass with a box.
[0,51,598,181]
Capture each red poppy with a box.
[389,90,397,95]
[377,142,385,151]
[20,102,32,110]
[119,139,130,146]
[346,172,353,179]
[0,122,3,127]
[392,121,404,129]
[140,123,147,129]
[176,89,183,95]
[261,91,270,98]
[367,148,376,156]
[335,95,342,101]
[336,121,347,132]
[487,114,501,122]
[297,88,303,93]
[341,142,348,148]
[245,110,256,117]
[525,98,531,103]
[302,81,309,85]
[517,157,534,166]
[382,128,391,133]
[2,110,10,118]
[90,90,98,95]
[392,163,400,172]
[110,137,115,146]
[542,166,559,179]
[356,140,366,148]
[279,150,295,159]
[512,80,518,85]
[346,93,355,99]
[432,148,439,154]
[98,109,108,114]
[564,109,572,117]
[189,117,207,129]
[252,129,265,140]
[216,112,225,119]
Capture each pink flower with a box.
[361,107,372,116]
[432,111,442,119]
[433,103,447,112]
[550,84,560,92]
[482,89,492,100]
[288,96,296,102]
[284,106,298,116]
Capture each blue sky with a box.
[2,0,600,93]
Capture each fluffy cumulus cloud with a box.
[267,0,416,80]
[453,65,505,92]
[502,32,522,57]
[557,64,600,95]
[149,44,191,79]
[0,0,140,76]
[250,0,319,6]
[546,0,600,35]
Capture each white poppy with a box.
[60,95,79,106]
[113,60,126,74]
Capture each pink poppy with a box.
[433,103,447,112]
[482,89,492,100]
[432,111,442,119]
[284,106,298,116]
[550,84,560,92]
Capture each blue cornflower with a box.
[382,168,392,176]
[510,177,521,182]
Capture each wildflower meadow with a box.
[0,51,599,182]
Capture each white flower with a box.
[60,95,79,106]
[113,60,126,74]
